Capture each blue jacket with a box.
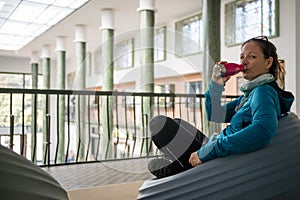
[197,80,294,162]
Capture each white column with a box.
[30,51,39,64]
[30,51,39,162]
[41,44,51,89]
[56,36,66,52]
[74,24,86,43]
[41,44,51,59]
[74,25,87,161]
[137,0,156,156]
[100,8,115,30]
[55,36,66,89]
[100,8,115,159]
[41,44,51,164]
[137,0,156,12]
[55,36,67,163]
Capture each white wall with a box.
[0,55,32,74]
[296,0,300,115]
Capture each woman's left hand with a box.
[189,152,202,167]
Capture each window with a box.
[154,26,166,62]
[86,52,91,76]
[0,72,43,129]
[0,72,43,89]
[154,84,175,107]
[185,81,202,107]
[175,14,202,56]
[225,0,279,46]
[92,47,103,75]
[115,38,134,69]
[121,88,135,108]
[186,81,202,94]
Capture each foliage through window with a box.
[175,14,202,56]
[0,73,43,128]
[154,84,175,107]
[225,0,279,46]
[154,26,166,62]
[115,38,134,69]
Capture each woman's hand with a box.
[212,73,231,86]
[189,152,202,167]
[212,61,231,85]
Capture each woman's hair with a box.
[242,36,285,86]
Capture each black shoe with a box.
[148,158,183,179]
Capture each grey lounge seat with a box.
[138,112,300,200]
[0,145,69,200]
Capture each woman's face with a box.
[240,41,273,81]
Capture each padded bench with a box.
[138,112,300,200]
[0,144,68,200]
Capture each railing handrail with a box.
[0,87,239,98]
[0,87,239,166]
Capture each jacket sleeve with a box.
[199,85,279,162]
[205,80,243,123]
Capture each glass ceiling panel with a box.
[0,34,30,50]
[54,0,88,8]
[24,23,49,36]
[10,2,47,22]
[30,24,50,37]
[0,2,17,19]
[29,0,56,4]
[0,0,90,51]
[35,6,73,25]
[0,21,29,34]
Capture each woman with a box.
[148,36,294,178]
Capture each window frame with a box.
[92,47,103,75]
[225,0,279,47]
[154,26,167,62]
[185,81,202,108]
[115,38,134,70]
[175,13,202,57]
[154,84,175,108]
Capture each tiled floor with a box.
[42,158,155,191]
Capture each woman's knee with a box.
[149,115,179,148]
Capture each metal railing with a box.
[0,88,238,166]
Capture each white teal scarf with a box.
[240,73,275,96]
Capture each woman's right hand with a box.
[212,61,231,85]
[212,73,231,86]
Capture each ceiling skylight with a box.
[0,0,89,51]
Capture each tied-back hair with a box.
[242,36,285,87]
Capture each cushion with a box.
[138,112,300,200]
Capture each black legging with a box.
[149,115,207,170]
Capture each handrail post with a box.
[141,113,149,156]
[9,93,14,150]
[45,114,51,166]
[9,115,14,150]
